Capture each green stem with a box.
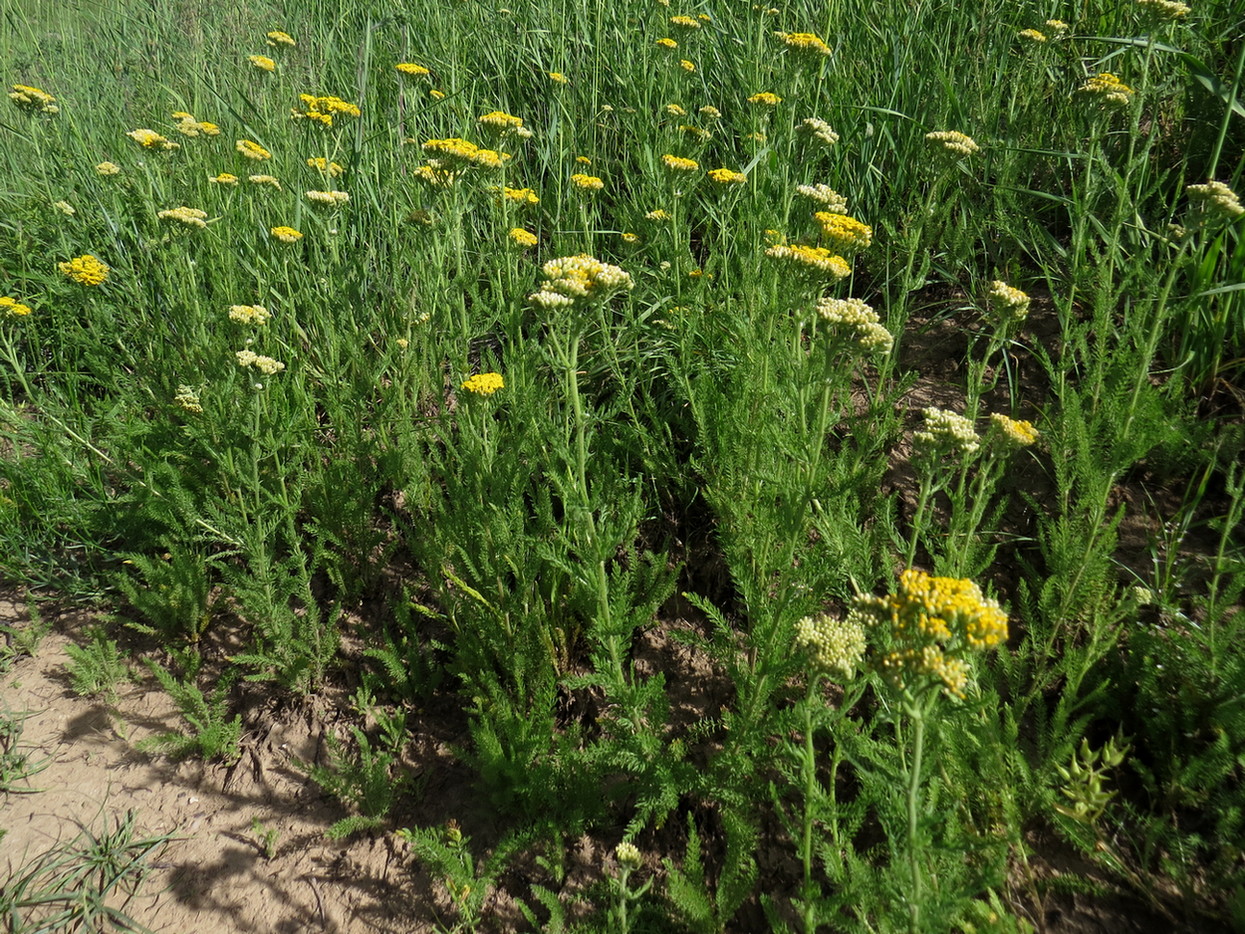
[905,698,927,934]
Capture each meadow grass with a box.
[2,0,1244,930]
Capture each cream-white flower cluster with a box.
[228,304,271,325]
[307,189,350,206]
[1187,180,1244,221]
[988,280,1030,322]
[236,349,285,375]
[799,117,839,147]
[794,610,867,679]
[914,407,980,456]
[529,255,634,309]
[795,184,848,213]
[925,130,980,157]
[816,297,893,354]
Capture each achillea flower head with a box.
[229,304,271,325]
[708,167,746,185]
[548,72,569,84]
[9,84,58,114]
[96,162,122,176]
[173,385,203,413]
[925,130,980,156]
[1045,19,1069,32]
[1137,0,1191,19]
[798,117,838,146]
[158,206,209,228]
[1078,72,1134,107]
[127,128,179,150]
[988,280,1030,322]
[776,32,831,56]
[414,163,458,187]
[509,227,538,248]
[615,841,643,872]
[58,254,109,286]
[267,30,296,47]
[237,139,272,160]
[1,296,33,317]
[396,62,429,76]
[914,407,980,457]
[748,91,782,106]
[765,243,850,279]
[989,413,1040,448]
[795,611,867,681]
[645,208,671,221]
[815,212,873,251]
[249,174,282,188]
[665,103,687,116]
[307,157,344,177]
[679,59,696,72]
[173,114,220,137]
[662,153,699,172]
[236,349,285,375]
[270,225,303,243]
[1018,28,1047,42]
[1186,180,1244,221]
[529,254,633,309]
[461,372,505,395]
[670,14,700,28]
[500,186,539,205]
[656,37,678,49]
[307,189,350,206]
[422,137,510,168]
[478,111,524,133]
[699,105,721,119]
[54,200,75,216]
[681,124,711,140]
[570,172,604,191]
[797,184,847,211]
[210,172,240,185]
[816,296,893,354]
[249,54,276,72]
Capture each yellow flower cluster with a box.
[548,72,569,85]
[58,254,109,286]
[765,243,850,279]
[229,304,271,325]
[914,407,980,456]
[307,189,350,206]
[1,296,33,317]
[249,55,276,72]
[249,174,281,188]
[96,162,122,176]
[293,94,361,126]
[236,349,285,375]
[422,137,510,168]
[127,128,179,150]
[1018,28,1047,42]
[499,186,539,205]
[798,117,838,146]
[776,32,831,56]
[1186,180,1244,221]
[988,280,1030,322]
[461,372,505,395]
[1046,19,1069,32]
[158,206,209,228]
[270,225,303,243]
[989,413,1040,448]
[925,130,980,156]
[708,168,746,185]
[478,111,524,132]
[645,208,671,221]
[857,569,1008,699]
[414,162,458,187]
[815,212,873,251]
[1078,72,1134,107]
[237,139,272,160]
[173,112,220,137]
[797,184,847,211]
[210,172,240,186]
[173,385,203,413]
[816,296,893,354]
[656,37,678,49]
[396,62,430,76]
[509,228,538,248]
[267,30,296,47]
[669,14,700,28]
[9,84,58,114]
[662,154,699,172]
[570,172,604,191]
[307,157,344,177]
[748,91,782,106]
[529,254,633,309]
[1137,0,1191,19]
[680,59,696,72]
[794,611,867,679]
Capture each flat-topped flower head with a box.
[988,280,1030,323]
[1137,0,1191,19]
[461,372,505,395]
[267,30,296,47]
[548,71,569,85]
[795,611,867,680]
[1045,19,1069,32]
[59,254,109,286]
[307,189,350,206]
[776,32,831,56]
[236,139,272,160]
[815,212,873,251]
[914,406,980,457]
[748,91,782,106]
[1,296,33,317]
[509,227,537,248]
[249,174,281,188]
[989,413,1040,448]
[1078,72,1134,107]
[396,62,429,76]
[816,296,893,354]
[798,117,839,146]
[662,153,699,172]
[158,206,209,228]
[96,162,122,176]
[708,168,746,185]
[249,55,276,72]
[656,37,678,49]
[10,84,58,114]
[209,172,239,186]
[570,172,604,191]
[670,14,700,28]
[478,111,525,134]
[529,254,633,309]
[270,225,303,243]
[765,243,850,279]
[797,184,847,212]
[173,114,220,137]
[1186,180,1244,222]
[128,128,179,151]
[173,386,203,413]
[500,186,539,206]
[229,304,271,325]
[925,130,980,156]
[1018,28,1047,42]
[236,349,285,375]
[307,157,344,177]
[422,137,510,168]
[615,842,643,872]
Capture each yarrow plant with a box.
[9,84,58,114]
[270,226,303,243]
[460,373,505,395]
[237,139,272,160]
[236,349,286,375]
[797,184,847,211]
[924,130,980,157]
[570,173,604,191]
[661,154,699,173]
[776,32,832,56]
[127,128,179,151]
[794,611,867,680]
[765,243,850,279]
[988,280,1030,324]
[228,304,271,326]
[1,296,33,317]
[1186,180,1244,223]
[815,212,873,252]
[798,117,839,146]
[1078,72,1134,107]
[157,206,209,229]
[529,255,633,309]
[816,297,893,355]
[58,254,109,286]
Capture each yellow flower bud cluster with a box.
[776,32,831,56]
[228,304,271,326]
[816,297,893,355]
[988,280,1030,322]
[9,84,58,114]
[1078,73,1134,107]
[925,130,980,157]
[798,118,839,146]
[913,407,980,457]
[1186,180,1244,222]
[815,212,872,251]
[237,139,272,160]
[1137,0,1190,20]
[236,349,286,375]
[461,372,505,395]
[58,254,110,286]
[989,413,1040,448]
[306,189,350,206]
[796,184,847,212]
[1,296,33,317]
[529,255,633,309]
[661,154,699,172]
[158,206,209,229]
[764,243,850,279]
[794,611,867,679]
[127,128,180,150]
[422,137,510,168]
